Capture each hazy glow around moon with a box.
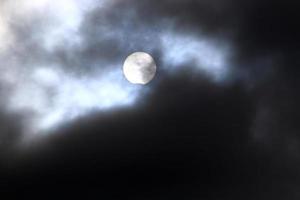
[123,52,157,85]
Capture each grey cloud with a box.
[0,1,299,199]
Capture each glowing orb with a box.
[123,52,157,85]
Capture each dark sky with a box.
[0,0,300,199]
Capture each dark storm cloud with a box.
[6,71,299,199]
[0,111,21,152]
[73,1,300,199]
[1,0,300,199]
[83,0,300,154]
[3,73,257,198]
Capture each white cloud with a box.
[0,13,13,53]
[0,0,234,137]
[7,66,141,133]
[161,31,231,82]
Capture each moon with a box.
[123,52,157,85]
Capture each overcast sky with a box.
[0,0,300,199]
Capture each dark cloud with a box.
[1,72,297,199]
[0,73,256,197]
[0,0,300,199]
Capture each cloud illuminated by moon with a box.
[0,14,12,53]
[6,66,141,134]
[0,0,234,136]
[161,31,231,82]
[0,0,140,135]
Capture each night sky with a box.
[0,0,300,199]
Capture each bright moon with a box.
[123,52,157,85]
